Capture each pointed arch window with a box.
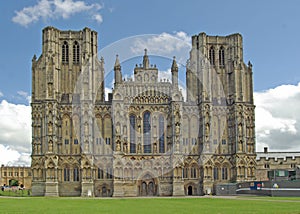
[62,41,69,64]
[64,168,70,181]
[159,114,165,153]
[73,41,80,63]
[130,115,136,153]
[209,46,215,66]
[143,111,151,153]
[219,46,225,66]
[73,168,79,181]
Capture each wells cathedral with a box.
[31,27,256,196]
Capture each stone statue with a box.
[48,122,53,135]
[116,140,121,152]
[205,123,210,141]
[48,140,53,153]
[175,123,180,135]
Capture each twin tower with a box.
[31,26,256,196]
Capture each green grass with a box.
[0,196,300,214]
[0,189,31,197]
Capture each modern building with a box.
[0,165,32,189]
[30,26,256,196]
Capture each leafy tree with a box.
[9,179,19,186]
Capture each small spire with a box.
[114,54,121,70]
[171,56,178,72]
[143,49,149,69]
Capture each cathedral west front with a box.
[31,26,256,196]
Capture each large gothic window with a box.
[159,114,165,153]
[73,41,80,63]
[222,167,228,180]
[130,115,136,153]
[64,168,70,181]
[73,168,79,181]
[219,46,225,66]
[209,46,215,66]
[143,111,151,153]
[62,41,69,63]
[213,167,219,180]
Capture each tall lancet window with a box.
[62,41,69,63]
[159,114,165,153]
[130,115,136,153]
[219,46,225,66]
[73,41,80,63]
[209,46,215,66]
[143,111,151,153]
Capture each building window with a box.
[28,172,32,176]
[64,168,70,181]
[62,41,69,63]
[191,167,197,178]
[222,139,226,145]
[159,114,165,153]
[73,41,80,63]
[98,168,104,179]
[73,168,79,181]
[74,139,78,144]
[192,138,197,145]
[291,164,296,168]
[15,172,18,176]
[20,172,24,177]
[209,46,215,66]
[105,138,110,145]
[264,164,270,169]
[106,168,113,179]
[219,46,225,66]
[143,111,151,153]
[3,172,6,176]
[64,139,69,144]
[222,167,228,180]
[213,139,218,145]
[8,172,12,176]
[130,115,136,153]
[182,168,188,178]
[213,167,219,180]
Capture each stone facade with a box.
[256,147,300,181]
[31,26,256,196]
[0,165,32,189]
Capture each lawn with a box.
[0,196,300,214]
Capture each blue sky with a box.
[1,0,300,165]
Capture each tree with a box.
[9,179,19,186]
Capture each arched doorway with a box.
[138,174,157,196]
[188,186,193,196]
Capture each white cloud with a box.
[93,14,103,24]
[17,91,31,104]
[0,91,3,97]
[12,0,103,27]
[255,82,300,152]
[130,32,191,65]
[0,100,31,165]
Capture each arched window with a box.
[209,46,215,66]
[73,41,80,63]
[64,167,70,181]
[191,167,197,178]
[62,41,69,63]
[73,168,79,181]
[222,167,228,180]
[213,167,219,180]
[143,111,151,153]
[130,115,136,153]
[98,168,104,179]
[219,46,225,66]
[159,114,165,153]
